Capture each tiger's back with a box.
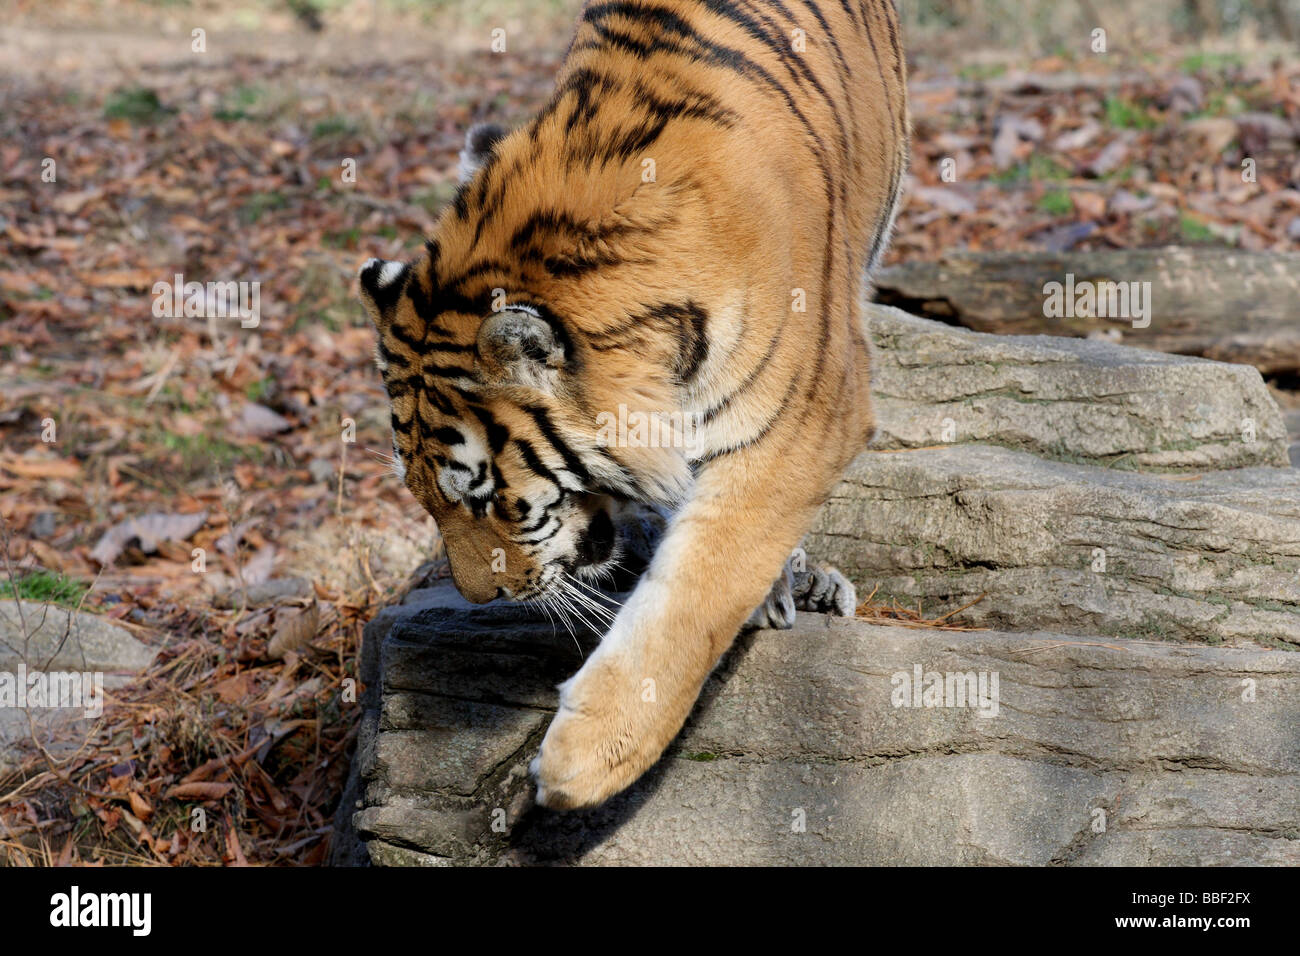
[440,0,908,470]
[360,0,908,809]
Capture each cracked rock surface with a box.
[806,445,1300,646]
[333,581,1300,866]
[867,305,1290,470]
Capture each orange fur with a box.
[360,0,908,808]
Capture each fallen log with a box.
[874,248,1300,376]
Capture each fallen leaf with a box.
[166,781,235,801]
[234,402,293,437]
[241,545,277,586]
[128,791,154,822]
[211,671,257,704]
[0,456,82,480]
[81,270,158,290]
[90,511,209,566]
[267,599,320,659]
[224,824,250,866]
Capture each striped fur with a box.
[360,0,908,808]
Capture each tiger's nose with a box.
[577,509,615,567]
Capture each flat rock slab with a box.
[867,305,1290,470]
[807,445,1300,647]
[336,582,1300,866]
[0,601,156,771]
[0,600,155,674]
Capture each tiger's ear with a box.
[458,123,506,184]
[358,257,408,329]
[477,306,567,390]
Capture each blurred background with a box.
[0,1,1296,864]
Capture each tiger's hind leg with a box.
[745,546,856,630]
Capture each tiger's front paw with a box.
[745,560,796,630]
[792,564,857,617]
[745,555,856,630]
[530,659,658,810]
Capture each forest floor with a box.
[1,7,1297,863]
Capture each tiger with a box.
[358,0,908,810]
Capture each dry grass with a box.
[0,509,407,866]
[855,584,989,631]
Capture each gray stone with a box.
[329,308,1300,867]
[867,305,1290,470]
[807,445,1300,646]
[338,581,1300,866]
[366,842,454,866]
[0,600,155,674]
[0,601,157,771]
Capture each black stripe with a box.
[421,364,476,381]
[513,437,563,490]
[673,303,710,383]
[583,0,838,250]
[520,519,563,545]
[425,387,458,417]
[799,0,853,84]
[837,0,862,32]
[700,319,786,423]
[698,369,805,463]
[376,340,410,369]
[522,405,592,483]
[630,77,739,128]
[467,404,511,454]
[444,258,515,287]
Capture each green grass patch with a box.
[1104,96,1157,130]
[991,153,1072,185]
[1179,214,1217,243]
[1185,90,1233,120]
[1037,189,1073,216]
[291,261,364,333]
[310,116,358,141]
[214,84,264,122]
[958,62,1008,82]
[323,226,363,250]
[1179,51,1244,74]
[1,570,89,608]
[239,192,290,224]
[104,87,170,124]
[159,432,262,478]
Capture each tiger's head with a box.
[358,124,700,606]
[358,253,633,604]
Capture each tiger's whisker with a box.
[565,571,624,608]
